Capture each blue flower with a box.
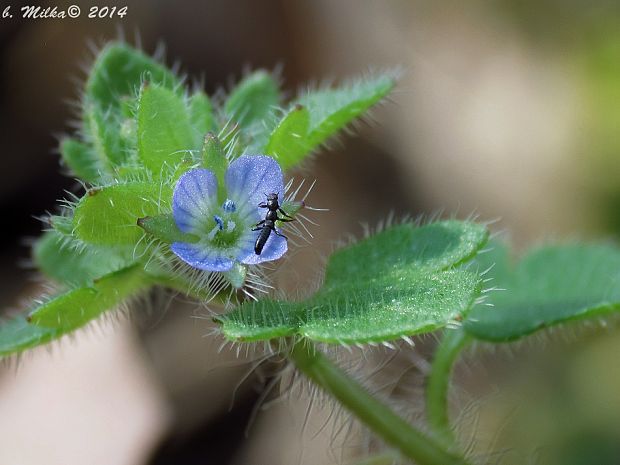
[170,155,288,271]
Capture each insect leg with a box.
[274,229,288,240]
[252,220,265,231]
[278,207,294,218]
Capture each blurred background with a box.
[0,1,619,464]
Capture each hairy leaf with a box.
[49,215,74,236]
[464,241,620,342]
[293,73,395,155]
[33,230,136,287]
[59,138,100,183]
[264,105,311,171]
[224,70,280,127]
[85,42,179,112]
[189,91,216,137]
[73,182,170,246]
[137,84,198,175]
[137,214,199,244]
[325,221,488,283]
[28,265,148,329]
[201,133,228,202]
[83,43,181,172]
[86,102,129,167]
[218,221,488,344]
[0,315,59,358]
[0,266,148,357]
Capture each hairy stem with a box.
[288,339,472,465]
[426,328,470,446]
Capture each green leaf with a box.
[189,91,216,136]
[293,73,395,154]
[59,138,100,182]
[83,43,181,172]
[73,182,170,246]
[0,315,59,358]
[325,221,489,284]
[218,221,488,344]
[49,215,74,235]
[303,269,479,343]
[137,84,198,175]
[28,287,97,328]
[224,70,280,127]
[264,104,311,171]
[85,42,180,113]
[201,132,228,202]
[85,103,129,167]
[464,241,620,342]
[137,214,199,244]
[28,265,148,329]
[33,230,136,287]
[0,265,149,357]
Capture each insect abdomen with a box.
[254,226,272,255]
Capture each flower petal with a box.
[171,241,234,272]
[239,228,288,265]
[173,169,218,233]
[225,155,284,221]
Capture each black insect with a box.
[252,193,294,255]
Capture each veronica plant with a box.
[3,42,620,465]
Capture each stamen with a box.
[213,215,224,230]
[207,224,220,241]
[222,199,236,212]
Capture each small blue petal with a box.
[213,215,224,230]
[173,169,218,233]
[239,228,288,265]
[222,199,236,213]
[171,242,234,272]
[225,155,284,220]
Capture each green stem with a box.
[426,328,470,446]
[288,339,472,465]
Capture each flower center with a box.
[204,200,243,248]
